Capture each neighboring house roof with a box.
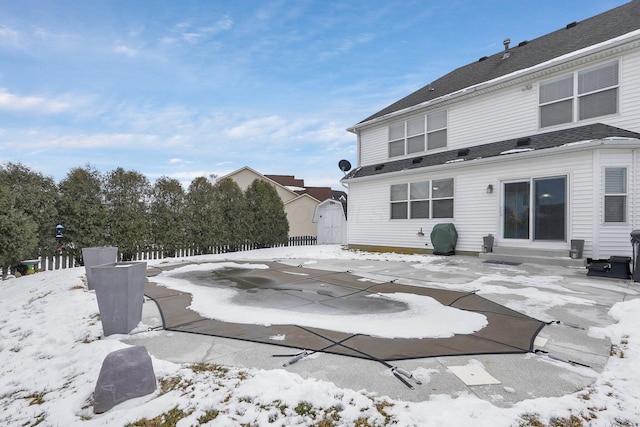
[299,186,334,201]
[343,123,640,180]
[266,174,345,203]
[264,175,305,188]
[359,1,640,124]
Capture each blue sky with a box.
[0,0,629,190]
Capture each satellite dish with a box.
[338,159,352,172]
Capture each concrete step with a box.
[478,248,587,268]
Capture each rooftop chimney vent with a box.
[502,38,511,59]
[566,21,577,29]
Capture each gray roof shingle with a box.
[360,1,640,124]
[343,123,640,180]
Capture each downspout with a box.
[592,150,600,259]
[633,148,638,232]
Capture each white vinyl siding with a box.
[347,147,636,258]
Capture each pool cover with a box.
[145,261,546,362]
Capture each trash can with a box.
[631,230,640,282]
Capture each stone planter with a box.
[91,261,147,336]
[82,247,118,290]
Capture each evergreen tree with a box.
[150,176,186,257]
[185,176,217,254]
[0,163,59,256]
[212,178,247,252]
[57,165,109,263]
[245,179,289,248]
[0,184,38,276]
[103,168,151,261]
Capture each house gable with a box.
[220,166,298,202]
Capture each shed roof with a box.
[343,123,640,180]
[359,1,640,124]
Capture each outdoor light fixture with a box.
[486,184,494,194]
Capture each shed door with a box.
[503,176,566,241]
[318,204,344,244]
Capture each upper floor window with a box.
[539,60,619,128]
[388,110,447,158]
[604,167,627,223]
[390,178,453,219]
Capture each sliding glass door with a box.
[503,177,566,241]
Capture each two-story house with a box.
[343,1,640,261]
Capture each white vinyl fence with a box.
[11,236,318,273]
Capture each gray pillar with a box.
[82,247,118,290]
[91,261,147,336]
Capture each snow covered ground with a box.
[1,245,639,426]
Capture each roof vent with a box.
[478,56,488,62]
[502,38,511,59]
[518,40,528,47]
[516,137,531,147]
[457,148,470,157]
[566,21,577,29]
[412,157,423,164]
[374,164,385,171]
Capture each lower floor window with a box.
[390,178,453,219]
[604,167,627,223]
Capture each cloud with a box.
[0,25,22,49]
[222,115,353,151]
[114,45,137,57]
[0,88,73,114]
[165,16,234,46]
[223,115,288,140]
[1,131,160,152]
